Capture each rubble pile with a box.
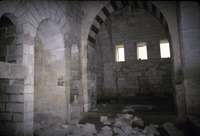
[34,114,185,136]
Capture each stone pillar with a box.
[22,43,34,136]
[87,45,97,110]
[70,44,83,120]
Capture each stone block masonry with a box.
[96,6,173,100]
[0,18,22,64]
[0,79,33,135]
[102,59,172,99]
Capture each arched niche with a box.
[34,19,67,121]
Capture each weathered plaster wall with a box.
[97,7,172,100]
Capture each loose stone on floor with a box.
[34,114,185,136]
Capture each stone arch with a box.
[87,1,170,47]
[10,0,73,123]
[0,0,73,39]
[34,19,68,121]
[0,0,77,135]
[27,0,73,124]
[0,10,34,135]
[0,13,23,63]
[0,13,22,34]
[84,1,185,123]
[37,19,65,50]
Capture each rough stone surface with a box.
[100,116,108,122]
[144,125,160,135]
[101,126,112,131]
[133,116,144,127]
[83,123,97,134]
[113,127,123,134]
[69,119,79,125]
[121,125,132,134]
[103,121,112,125]
[31,114,187,136]
[96,6,173,100]
[115,117,132,127]
[0,1,199,136]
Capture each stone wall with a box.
[102,59,172,99]
[0,14,21,63]
[66,1,83,121]
[95,37,104,100]
[0,79,33,136]
[87,46,96,109]
[179,1,200,115]
[34,19,67,121]
[31,0,83,123]
[0,0,83,135]
[70,44,83,120]
[0,62,31,136]
[0,11,34,135]
[95,18,113,101]
[96,7,173,100]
